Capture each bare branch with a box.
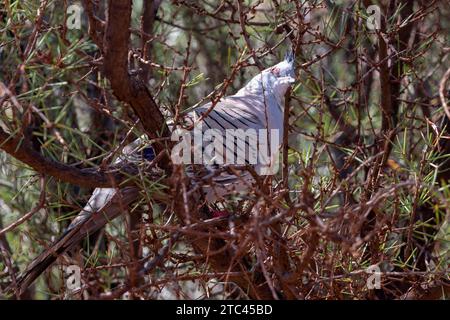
[103,0,170,156]
[0,127,124,188]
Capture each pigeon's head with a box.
[239,51,296,101]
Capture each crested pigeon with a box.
[14,52,296,295]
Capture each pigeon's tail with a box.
[14,186,139,297]
[15,227,80,296]
[15,255,55,298]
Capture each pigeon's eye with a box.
[270,67,281,76]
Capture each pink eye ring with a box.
[271,67,281,76]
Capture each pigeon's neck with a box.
[267,91,285,113]
[236,86,285,111]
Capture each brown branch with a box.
[0,127,124,188]
[439,66,450,120]
[81,0,105,49]
[390,0,415,129]
[282,88,291,201]
[401,281,450,300]
[170,170,274,299]
[369,1,415,194]
[103,0,170,157]
[237,0,264,70]
[140,0,161,83]
[378,33,393,133]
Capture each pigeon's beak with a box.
[275,76,296,95]
[279,76,296,85]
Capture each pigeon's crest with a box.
[238,51,296,99]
